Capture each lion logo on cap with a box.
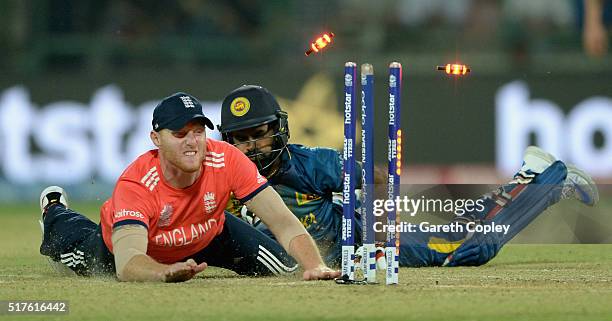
[230,97,250,117]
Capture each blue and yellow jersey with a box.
[268,144,362,243]
[226,144,362,257]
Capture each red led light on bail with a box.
[305,32,335,56]
[436,64,471,75]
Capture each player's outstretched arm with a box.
[112,225,207,282]
[121,256,207,282]
[245,186,341,280]
[287,234,342,280]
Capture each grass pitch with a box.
[1,202,611,321]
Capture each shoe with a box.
[39,186,74,276]
[522,146,599,207]
[39,186,68,234]
[39,186,68,215]
[521,145,556,174]
[563,165,599,207]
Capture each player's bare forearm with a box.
[118,254,168,282]
[288,234,340,280]
[287,234,324,270]
[111,224,207,282]
[119,255,206,282]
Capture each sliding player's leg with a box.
[445,146,598,266]
[39,186,115,276]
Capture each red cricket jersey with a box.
[100,138,268,264]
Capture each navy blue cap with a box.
[152,92,214,132]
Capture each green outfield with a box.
[1,202,612,321]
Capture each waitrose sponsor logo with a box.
[114,209,145,220]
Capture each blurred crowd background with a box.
[0,0,611,200]
[2,0,611,73]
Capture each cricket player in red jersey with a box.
[38,92,339,282]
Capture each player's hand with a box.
[162,259,207,282]
[302,264,341,280]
